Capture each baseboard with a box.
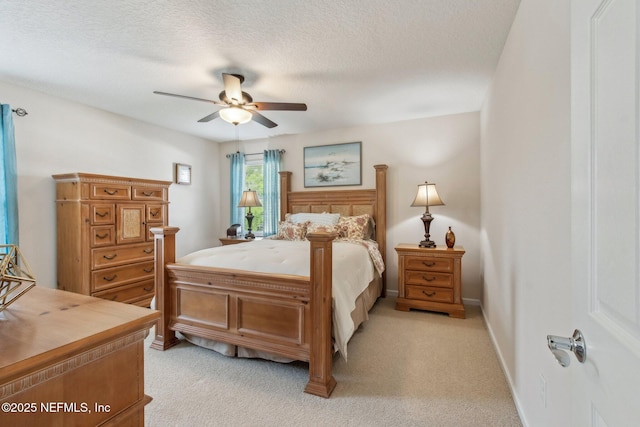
[479,303,529,427]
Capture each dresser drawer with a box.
[133,186,166,201]
[405,285,453,303]
[405,256,453,273]
[92,243,154,269]
[93,279,155,304]
[90,183,131,200]
[91,225,116,247]
[146,204,165,222]
[91,204,115,225]
[92,261,155,292]
[405,270,453,288]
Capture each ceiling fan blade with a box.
[153,91,225,105]
[222,73,243,104]
[197,111,220,123]
[250,111,278,128]
[252,102,307,111]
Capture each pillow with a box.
[337,214,373,240]
[276,220,309,241]
[306,223,340,235]
[287,212,340,226]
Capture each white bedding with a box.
[178,238,383,359]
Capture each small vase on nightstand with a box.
[445,227,456,248]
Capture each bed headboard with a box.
[278,164,388,294]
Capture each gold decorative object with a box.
[0,245,36,312]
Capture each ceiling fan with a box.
[153,73,307,128]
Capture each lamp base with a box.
[418,212,436,248]
[244,232,255,240]
[418,239,436,248]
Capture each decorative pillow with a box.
[337,214,372,240]
[306,223,340,235]
[276,220,309,241]
[287,212,340,226]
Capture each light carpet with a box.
[144,297,522,426]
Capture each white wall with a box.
[480,1,571,425]
[1,81,220,289]
[219,112,482,299]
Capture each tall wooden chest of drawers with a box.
[53,173,171,306]
[395,244,465,318]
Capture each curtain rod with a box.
[11,108,28,117]
[226,149,285,158]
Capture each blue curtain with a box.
[0,105,19,246]
[262,149,282,236]
[229,152,245,227]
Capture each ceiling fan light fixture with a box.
[219,106,252,125]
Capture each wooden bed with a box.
[150,164,387,397]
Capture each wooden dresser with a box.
[0,287,159,426]
[52,173,171,306]
[395,244,465,318]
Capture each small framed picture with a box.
[175,163,192,185]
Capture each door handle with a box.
[547,329,586,367]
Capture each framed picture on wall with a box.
[303,141,362,187]
[175,163,192,185]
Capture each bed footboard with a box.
[150,226,337,398]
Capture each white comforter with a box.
[178,239,381,359]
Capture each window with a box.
[244,155,264,236]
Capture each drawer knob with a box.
[142,191,155,197]
[103,254,117,260]
[422,275,436,282]
[96,211,109,218]
[422,261,436,267]
[143,267,153,273]
[144,286,153,292]
[422,290,436,297]
[96,233,108,239]
[143,248,153,254]
[103,274,117,282]
[150,210,160,217]
[104,189,119,196]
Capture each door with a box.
[572,0,640,425]
[116,204,146,244]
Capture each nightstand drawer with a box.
[405,285,453,303]
[405,271,453,288]
[404,256,453,273]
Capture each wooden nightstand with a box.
[395,244,465,318]
[219,236,261,245]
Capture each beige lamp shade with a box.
[411,182,444,209]
[219,107,252,125]
[238,189,262,208]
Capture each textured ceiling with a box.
[0,0,520,142]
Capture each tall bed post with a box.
[304,232,338,398]
[279,171,292,221]
[150,226,181,351]
[374,164,388,297]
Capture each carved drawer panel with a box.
[404,256,453,273]
[405,271,453,288]
[92,261,155,292]
[91,204,115,225]
[132,186,166,201]
[93,279,155,304]
[91,225,115,247]
[146,204,165,223]
[90,183,131,200]
[405,285,454,303]
[92,243,154,269]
